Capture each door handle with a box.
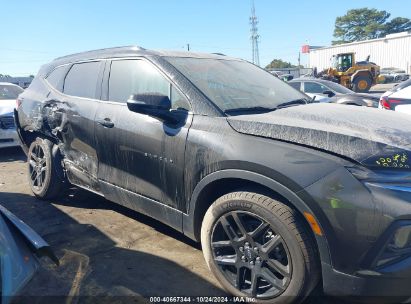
[97,118,114,128]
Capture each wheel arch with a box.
[182,169,332,266]
[351,70,372,83]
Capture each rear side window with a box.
[108,59,169,103]
[64,61,101,99]
[46,66,67,91]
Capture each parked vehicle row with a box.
[289,78,380,107]
[13,47,411,303]
[0,82,23,148]
[381,68,410,83]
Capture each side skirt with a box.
[99,180,183,233]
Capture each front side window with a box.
[63,61,101,99]
[0,84,23,100]
[109,60,169,103]
[304,82,328,94]
[108,59,190,110]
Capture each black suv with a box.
[15,46,411,303]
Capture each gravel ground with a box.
[0,147,350,304]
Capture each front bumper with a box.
[322,261,411,299]
[304,167,411,298]
[0,128,20,148]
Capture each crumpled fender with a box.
[0,205,58,303]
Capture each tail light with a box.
[16,98,22,109]
[380,96,402,110]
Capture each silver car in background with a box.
[0,82,23,148]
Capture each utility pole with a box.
[250,0,260,66]
[187,44,190,51]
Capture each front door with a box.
[95,58,192,210]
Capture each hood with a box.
[0,100,15,116]
[227,103,411,169]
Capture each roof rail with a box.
[53,45,146,61]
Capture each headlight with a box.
[391,226,411,250]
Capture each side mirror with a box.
[322,90,335,97]
[127,93,172,121]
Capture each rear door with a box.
[57,61,105,191]
[95,58,192,210]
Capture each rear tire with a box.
[352,76,372,93]
[27,137,67,199]
[201,192,319,304]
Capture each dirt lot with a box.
[0,147,345,304]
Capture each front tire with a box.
[28,137,67,199]
[201,192,319,303]
[352,76,372,93]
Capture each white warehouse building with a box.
[309,32,411,73]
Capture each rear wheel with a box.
[201,192,319,303]
[28,137,67,199]
[352,75,372,93]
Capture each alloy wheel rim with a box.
[358,80,368,90]
[211,211,292,299]
[29,144,47,190]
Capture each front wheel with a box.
[28,137,67,199]
[352,76,372,93]
[201,192,319,303]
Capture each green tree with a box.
[333,8,390,44]
[384,17,411,35]
[265,59,297,69]
[333,8,411,45]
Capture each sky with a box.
[2,0,410,76]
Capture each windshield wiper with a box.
[276,98,310,109]
[224,106,277,114]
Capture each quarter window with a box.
[63,61,101,99]
[46,66,68,91]
[289,82,301,91]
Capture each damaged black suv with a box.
[16,46,411,303]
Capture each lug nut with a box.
[250,261,254,265]
[239,247,244,252]
[254,247,258,252]
[245,242,250,247]
[256,257,262,263]
[241,255,245,261]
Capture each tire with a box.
[352,76,372,93]
[201,192,319,304]
[27,137,67,199]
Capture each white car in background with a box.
[0,82,23,148]
[379,79,411,115]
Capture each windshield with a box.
[0,84,23,100]
[165,57,308,113]
[322,81,353,94]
